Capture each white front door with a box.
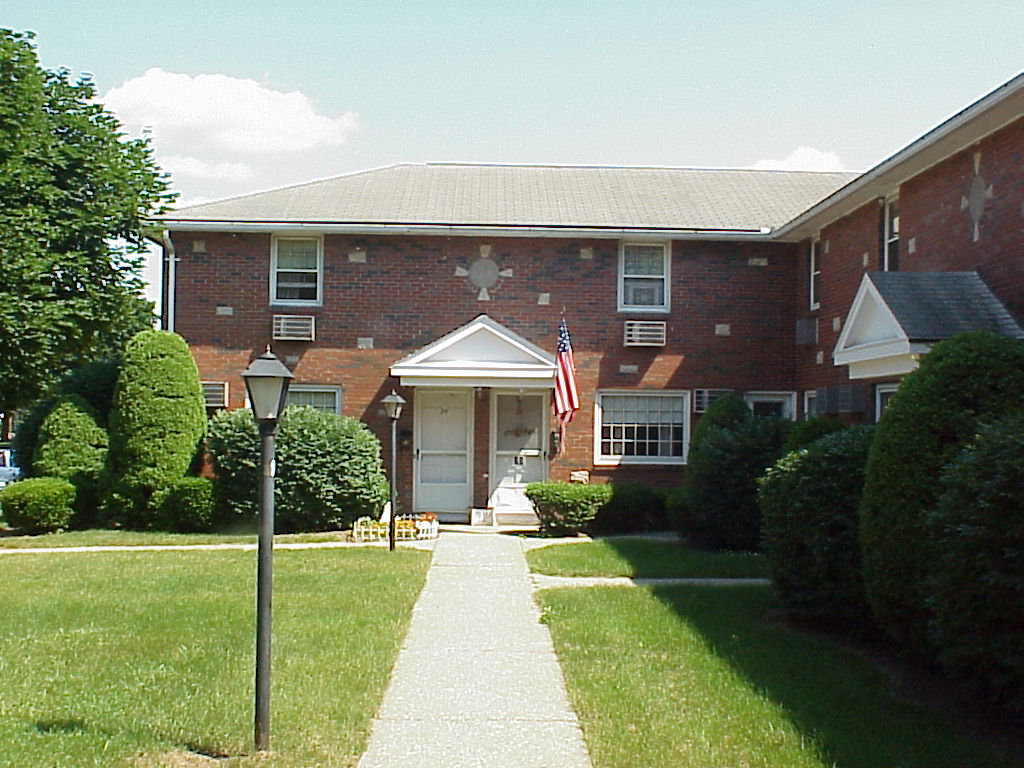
[414,390,473,513]
[489,392,547,514]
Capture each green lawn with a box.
[0,529,349,549]
[0,547,429,767]
[538,584,1015,768]
[526,537,768,579]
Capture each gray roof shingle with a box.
[165,162,858,232]
[870,271,1024,341]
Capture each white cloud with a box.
[749,146,848,172]
[103,68,359,200]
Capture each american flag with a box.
[553,317,580,456]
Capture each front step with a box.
[493,510,540,527]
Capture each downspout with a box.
[161,230,176,332]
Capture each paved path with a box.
[357,531,592,768]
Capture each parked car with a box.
[0,446,21,488]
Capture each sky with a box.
[3,0,1022,298]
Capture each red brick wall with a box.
[171,232,800,499]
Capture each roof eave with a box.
[775,72,1024,242]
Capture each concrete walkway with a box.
[357,531,592,768]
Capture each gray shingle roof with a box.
[870,271,1024,341]
[165,163,858,232]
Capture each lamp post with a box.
[241,347,293,753]
[381,390,406,551]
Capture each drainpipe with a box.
[161,230,176,332]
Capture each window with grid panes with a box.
[272,237,321,303]
[285,386,340,413]
[619,243,669,311]
[596,392,687,464]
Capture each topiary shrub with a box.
[525,481,613,535]
[206,406,390,533]
[780,415,844,455]
[859,331,1024,655]
[0,477,76,533]
[673,416,789,551]
[927,413,1024,715]
[103,330,206,528]
[589,483,668,533]
[759,426,875,632]
[153,476,216,533]
[33,394,108,527]
[689,391,749,453]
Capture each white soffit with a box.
[391,314,556,387]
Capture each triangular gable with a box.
[391,315,556,387]
[834,274,930,379]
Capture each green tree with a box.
[0,29,172,422]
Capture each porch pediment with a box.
[390,315,556,388]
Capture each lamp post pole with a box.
[381,391,406,552]
[241,348,293,754]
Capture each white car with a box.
[0,447,20,488]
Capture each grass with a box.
[0,529,350,549]
[538,584,1016,768]
[0,547,430,767]
[526,536,768,579]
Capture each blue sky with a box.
[4,1,1022,294]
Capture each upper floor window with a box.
[272,236,322,305]
[809,238,821,310]
[883,196,899,271]
[595,390,688,465]
[619,243,669,312]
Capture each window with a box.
[809,238,821,310]
[286,385,341,413]
[271,236,322,305]
[874,383,899,422]
[619,243,669,312]
[743,391,797,420]
[803,390,818,419]
[883,196,899,271]
[595,391,689,465]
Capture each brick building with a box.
[159,73,1023,522]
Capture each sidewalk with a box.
[357,531,593,768]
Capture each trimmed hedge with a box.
[525,481,613,535]
[780,416,844,455]
[153,477,216,533]
[0,477,76,533]
[590,483,668,533]
[206,406,390,533]
[103,330,206,528]
[673,416,789,551]
[927,413,1024,715]
[759,426,874,631]
[32,394,108,527]
[859,331,1024,654]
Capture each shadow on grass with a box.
[644,584,1015,768]
[35,719,88,734]
[602,535,768,579]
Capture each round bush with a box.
[33,394,108,527]
[525,481,613,534]
[927,413,1024,715]
[590,483,668,533]
[674,416,789,551]
[759,426,874,631]
[154,476,215,533]
[859,331,1024,654]
[780,416,844,455]
[689,391,750,453]
[103,330,206,528]
[206,406,390,533]
[0,477,76,533]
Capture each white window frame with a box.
[270,235,323,306]
[618,242,671,313]
[874,383,899,422]
[285,384,342,414]
[883,195,899,272]
[743,391,797,420]
[594,390,689,466]
[803,390,818,420]
[809,237,821,310]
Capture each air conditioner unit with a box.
[623,320,667,346]
[693,388,732,413]
[201,381,228,409]
[272,315,315,342]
